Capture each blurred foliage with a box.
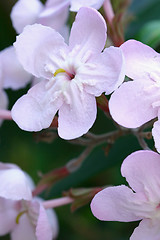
[126,0,160,40]
[0,0,159,239]
[135,20,160,49]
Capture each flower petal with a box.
[109,80,158,128]
[70,0,105,11]
[11,80,63,132]
[0,168,32,200]
[82,46,125,96]
[45,0,69,9]
[152,120,160,153]
[46,208,59,240]
[121,150,160,202]
[38,0,69,31]
[10,0,43,34]
[25,200,57,240]
[36,204,54,240]
[0,198,17,235]
[91,185,152,222]
[121,40,160,80]
[1,46,31,90]
[24,173,35,191]
[14,24,68,79]
[130,219,160,240]
[11,214,36,240]
[58,80,97,139]
[0,162,19,171]
[69,7,107,56]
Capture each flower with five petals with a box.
[12,7,125,139]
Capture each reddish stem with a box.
[43,196,73,209]
[103,0,114,24]
[0,109,12,120]
[103,0,124,47]
[32,166,70,197]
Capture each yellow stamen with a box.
[54,68,66,77]
[16,210,27,224]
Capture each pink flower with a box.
[0,162,58,240]
[10,0,104,38]
[0,46,31,90]
[109,40,160,152]
[11,199,59,240]
[0,47,32,120]
[91,150,160,240]
[0,46,33,127]
[11,7,125,140]
[69,0,105,11]
[0,162,32,236]
[10,0,69,38]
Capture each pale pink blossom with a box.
[11,0,105,35]
[109,40,160,152]
[10,0,69,39]
[11,199,59,240]
[91,150,160,240]
[0,162,32,236]
[12,7,125,140]
[0,47,32,127]
[0,46,31,90]
[0,47,31,123]
[0,162,58,240]
[69,0,105,11]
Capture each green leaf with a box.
[126,0,160,39]
[135,20,160,48]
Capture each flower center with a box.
[54,68,75,80]
[54,68,66,76]
[16,210,27,224]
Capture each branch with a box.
[66,145,94,172]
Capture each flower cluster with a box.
[90,32,160,240]
[0,162,58,240]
